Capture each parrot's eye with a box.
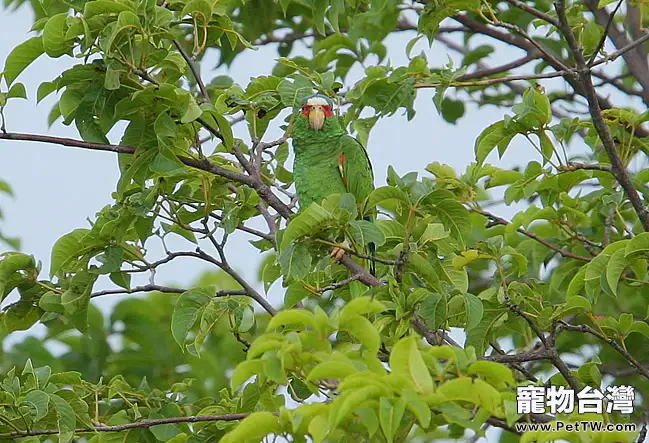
[302,104,312,116]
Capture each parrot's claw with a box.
[330,246,346,262]
[330,240,350,262]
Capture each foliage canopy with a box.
[1,0,649,441]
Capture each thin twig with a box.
[587,0,624,66]
[91,284,185,298]
[554,0,649,232]
[320,274,362,293]
[592,33,649,67]
[0,414,257,439]
[173,40,211,103]
[559,321,649,381]
[473,207,592,262]
[415,70,570,89]
[504,0,559,26]
[562,162,613,173]
[457,54,539,81]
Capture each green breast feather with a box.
[291,113,374,211]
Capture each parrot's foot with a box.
[330,240,350,262]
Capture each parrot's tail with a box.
[363,215,377,277]
[368,242,376,276]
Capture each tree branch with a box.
[504,0,559,27]
[453,13,649,139]
[320,274,361,293]
[587,0,624,66]
[457,54,539,81]
[480,348,552,363]
[91,284,185,298]
[472,207,592,262]
[584,0,649,106]
[554,0,649,232]
[0,131,379,291]
[591,33,649,68]
[559,321,649,381]
[562,162,613,173]
[415,70,570,89]
[0,414,256,439]
[173,40,210,104]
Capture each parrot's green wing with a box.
[337,135,376,275]
[337,134,375,214]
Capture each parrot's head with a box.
[300,94,334,131]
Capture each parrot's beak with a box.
[308,106,326,131]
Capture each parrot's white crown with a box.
[305,96,331,106]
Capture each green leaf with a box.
[181,0,213,25]
[475,120,516,164]
[340,296,386,321]
[401,390,431,428]
[329,385,382,429]
[465,306,508,356]
[467,361,515,389]
[109,272,131,290]
[212,111,234,150]
[50,228,91,278]
[279,242,312,280]
[364,186,409,211]
[625,232,649,258]
[22,390,50,422]
[538,130,555,165]
[407,253,442,291]
[437,377,503,416]
[553,295,592,319]
[307,360,358,381]
[389,336,434,393]
[267,309,317,330]
[221,412,280,443]
[339,315,381,355]
[60,271,97,332]
[171,289,212,347]
[181,96,203,123]
[284,283,309,308]
[606,249,627,297]
[418,0,480,43]
[281,203,332,249]
[3,37,44,85]
[84,1,135,18]
[7,83,27,99]
[429,198,470,247]
[50,393,76,443]
[43,13,71,58]
[462,45,494,67]
[628,321,649,340]
[463,293,483,330]
[566,265,587,298]
[231,359,264,389]
[167,434,188,443]
[278,75,314,108]
[419,292,446,330]
[0,253,36,299]
[312,0,328,35]
[440,97,465,124]
[379,397,406,443]
[349,220,386,247]
[193,298,227,354]
[37,81,58,103]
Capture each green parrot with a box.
[290,94,376,275]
